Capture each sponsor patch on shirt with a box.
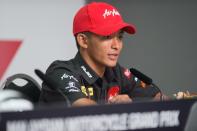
[107,86,120,101]
[88,87,94,96]
[81,86,88,96]
[61,73,78,82]
[124,68,131,79]
[81,65,93,78]
[134,77,138,82]
[81,86,94,97]
[64,81,80,92]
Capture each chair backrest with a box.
[2,73,41,103]
[184,101,197,131]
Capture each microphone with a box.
[130,68,163,101]
[130,68,152,85]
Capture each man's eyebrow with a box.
[119,30,124,35]
[119,31,124,35]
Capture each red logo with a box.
[107,86,120,101]
[124,68,131,79]
[0,40,22,80]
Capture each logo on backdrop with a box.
[0,40,22,80]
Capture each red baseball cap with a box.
[73,2,136,36]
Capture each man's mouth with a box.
[108,54,119,60]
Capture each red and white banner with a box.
[0,1,84,85]
[0,40,22,80]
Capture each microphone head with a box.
[130,68,153,85]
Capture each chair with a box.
[2,73,41,103]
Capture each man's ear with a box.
[76,33,89,49]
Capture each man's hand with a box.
[108,94,132,104]
[153,92,170,101]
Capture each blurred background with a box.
[0,0,197,96]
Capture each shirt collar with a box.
[73,52,99,84]
[104,67,117,83]
[73,52,118,85]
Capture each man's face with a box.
[86,31,123,68]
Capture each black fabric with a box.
[3,74,41,103]
[39,52,160,105]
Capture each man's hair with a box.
[75,32,92,50]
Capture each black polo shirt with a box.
[39,52,160,105]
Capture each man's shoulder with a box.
[46,59,77,74]
[50,59,73,67]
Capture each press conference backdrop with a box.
[87,0,197,96]
[0,0,84,85]
[0,0,197,96]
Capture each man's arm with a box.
[44,68,95,106]
[72,98,97,107]
[153,92,170,101]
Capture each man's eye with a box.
[99,35,112,40]
[99,33,124,40]
[119,35,124,40]
[103,35,112,39]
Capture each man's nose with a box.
[111,37,122,50]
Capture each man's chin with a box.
[106,62,117,67]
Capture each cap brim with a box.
[90,22,136,36]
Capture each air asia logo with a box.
[61,73,78,82]
[103,9,120,19]
[0,40,22,80]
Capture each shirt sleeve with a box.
[129,77,160,98]
[118,65,160,99]
[45,68,86,104]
